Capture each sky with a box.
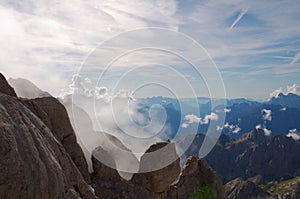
[0,0,300,99]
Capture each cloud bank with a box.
[269,83,300,99]
[60,74,169,158]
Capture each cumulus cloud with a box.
[269,88,283,98]
[181,112,218,128]
[224,123,235,130]
[256,124,272,136]
[232,126,241,134]
[262,109,272,121]
[287,129,300,141]
[219,122,241,134]
[224,108,231,113]
[263,128,272,136]
[269,83,300,99]
[287,84,300,95]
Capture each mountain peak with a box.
[240,128,266,143]
[8,78,50,99]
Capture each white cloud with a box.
[224,108,231,113]
[60,74,169,156]
[269,88,283,98]
[232,126,241,134]
[287,129,300,141]
[280,107,287,111]
[287,84,300,95]
[183,114,201,124]
[222,122,241,134]
[255,124,272,136]
[1,0,300,98]
[269,83,300,99]
[0,0,181,96]
[262,109,272,121]
[182,112,218,128]
[263,128,272,136]
[201,112,219,124]
[256,124,262,130]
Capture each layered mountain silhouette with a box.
[268,93,300,110]
[184,129,300,183]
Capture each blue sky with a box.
[0,0,300,99]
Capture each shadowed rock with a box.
[0,95,95,198]
[24,97,91,184]
[0,73,16,97]
[0,73,95,198]
[92,138,227,199]
[164,156,227,199]
[132,142,181,193]
[225,178,272,199]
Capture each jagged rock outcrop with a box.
[132,142,181,193]
[165,156,227,199]
[0,74,96,198]
[225,178,272,199]
[92,140,227,199]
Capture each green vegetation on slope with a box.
[191,186,217,199]
[260,176,300,195]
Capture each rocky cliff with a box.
[92,141,227,199]
[0,74,95,198]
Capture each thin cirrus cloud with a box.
[0,0,299,98]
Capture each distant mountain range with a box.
[183,129,300,183]
[268,93,300,110]
[140,94,300,140]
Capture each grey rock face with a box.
[0,73,95,199]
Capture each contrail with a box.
[290,52,300,64]
[229,9,248,30]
